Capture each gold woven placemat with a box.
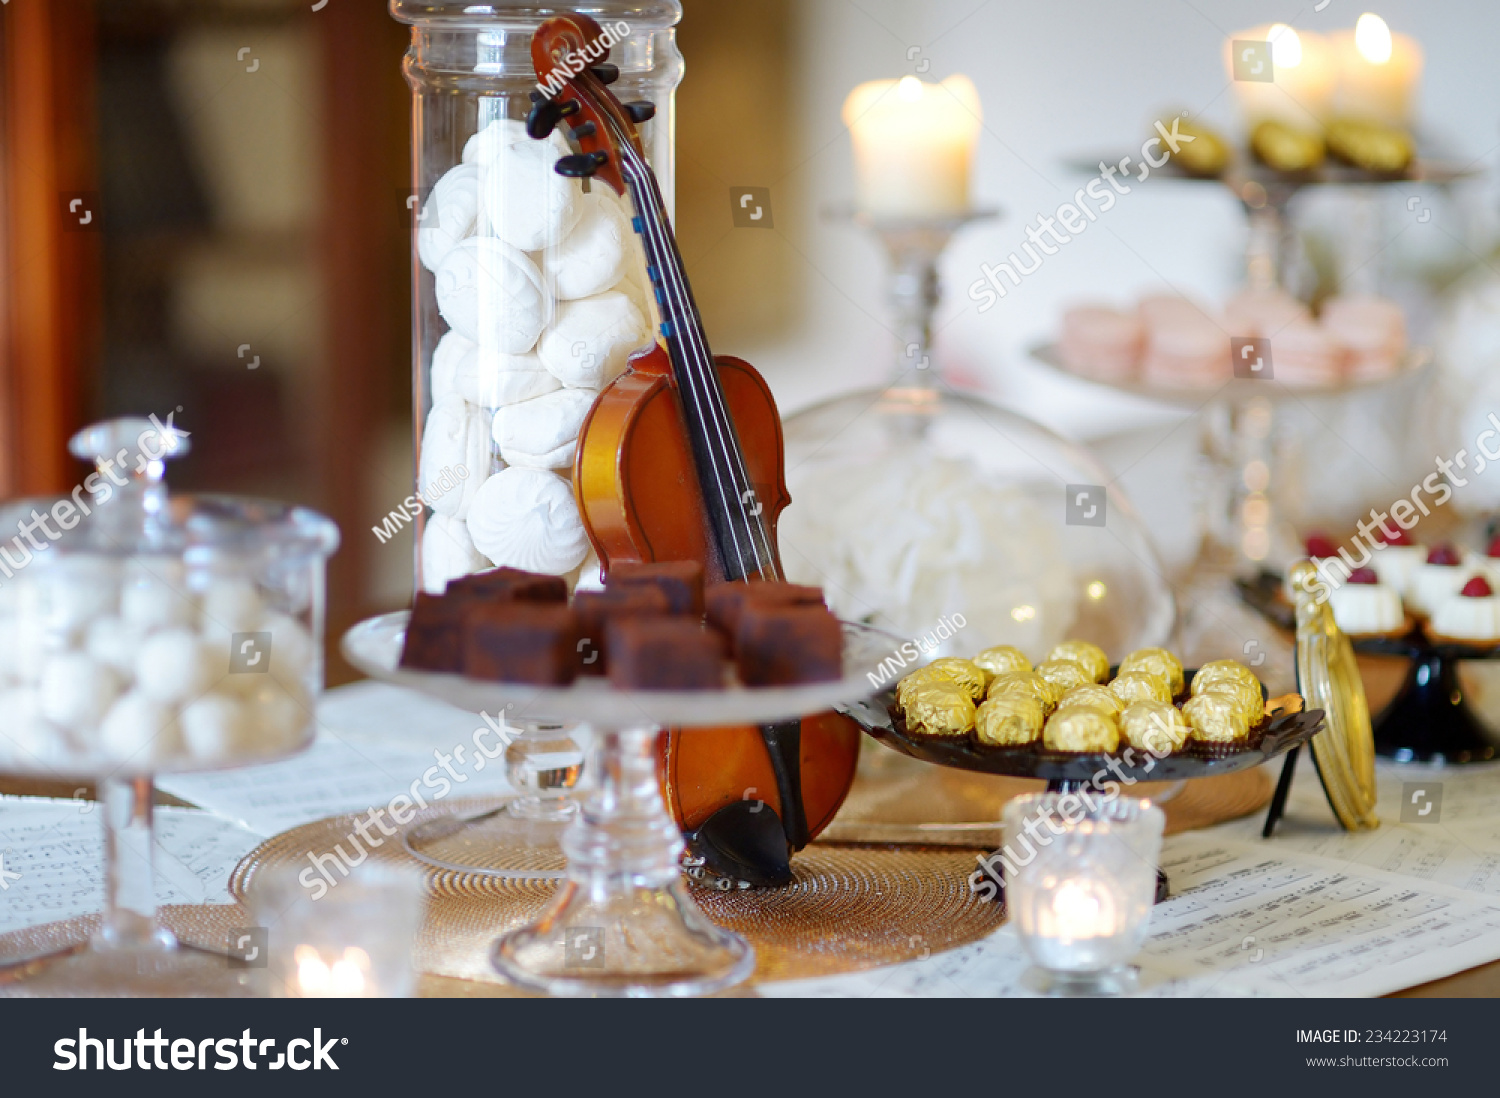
[228,801,1005,988]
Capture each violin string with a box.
[623,143,780,579]
[621,147,763,578]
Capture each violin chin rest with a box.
[686,800,794,889]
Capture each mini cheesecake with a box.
[1466,535,1500,589]
[1407,544,1471,617]
[1429,575,1500,643]
[1369,526,1425,596]
[1327,566,1406,637]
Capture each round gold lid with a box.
[1287,561,1379,830]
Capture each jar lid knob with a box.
[69,415,191,483]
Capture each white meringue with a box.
[573,548,605,593]
[492,388,596,470]
[201,576,264,633]
[419,395,493,520]
[421,513,488,594]
[435,237,551,354]
[455,347,561,408]
[0,688,70,767]
[537,292,649,389]
[465,467,589,574]
[545,189,631,300]
[86,615,146,677]
[32,557,118,641]
[479,136,583,252]
[463,117,568,166]
[180,692,252,760]
[120,559,195,631]
[39,652,120,731]
[430,330,474,404]
[417,162,482,273]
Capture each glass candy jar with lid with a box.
[391,1,683,596]
[0,417,338,996]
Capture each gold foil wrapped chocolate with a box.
[1043,707,1120,753]
[1200,680,1264,726]
[897,657,987,705]
[1183,692,1250,744]
[987,671,1064,712]
[1057,683,1124,718]
[975,693,1045,746]
[1119,647,1185,696]
[1109,670,1172,707]
[1326,118,1413,174]
[1048,640,1109,684]
[902,680,977,738]
[973,645,1031,679]
[1119,700,1190,754]
[1190,659,1259,696]
[1035,658,1092,693]
[1167,117,1230,177]
[1251,120,1324,172]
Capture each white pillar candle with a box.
[842,74,981,219]
[1331,13,1423,128]
[1226,24,1334,128]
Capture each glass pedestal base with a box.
[1,935,259,998]
[491,727,756,997]
[1022,963,1139,997]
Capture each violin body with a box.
[532,15,860,880]
[575,342,860,845]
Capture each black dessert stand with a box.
[1354,631,1500,764]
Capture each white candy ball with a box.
[544,190,632,300]
[418,395,493,520]
[262,611,317,691]
[537,292,649,389]
[479,136,583,252]
[455,348,561,409]
[422,514,488,594]
[492,387,595,469]
[180,693,251,760]
[135,627,215,705]
[0,609,53,684]
[417,163,482,273]
[201,577,264,633]
[39,652,120,731]
[0,688,70,767]
[121,561,195,631]
[465,467,589,574]
[462,118,568,165]
[86,615,146,677]
[100,690,183,764]
[435,237,551,354]
[430,330,474,404]
[33,557,118,640]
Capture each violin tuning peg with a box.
[570,120,598,140]
[526,98,564,139]
[624,101,656,124]
[556,151,609,178]
[589,63,620,84]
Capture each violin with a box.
[528,15,860,885]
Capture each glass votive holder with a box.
[248,862,426,998]
[1000,793,1165,996]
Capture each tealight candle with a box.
[1001,793,1164,995]
[1330,13,1423,128]
[842,74,981,219]
[1226,24,1334,128]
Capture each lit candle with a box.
[842,74,981,219]
[294,944,372,997]
[1331,13,1423,128]
[1041,879,1118,941]
[1227,24,1334,128]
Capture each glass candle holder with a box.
[249,863,426,999]
[1001,793,1164,996]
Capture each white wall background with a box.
[730,0,1500,567]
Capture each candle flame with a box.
[1267,24,1303,69]
[1051,879,1109,940]
[294,944,371,997]
[897,75,923,102]
[1355,13,1393,64]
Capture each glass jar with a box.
[0,416,338,995]
[391,1,684,597]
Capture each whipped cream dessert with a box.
[1430,575,1500,642]
[1407,544,1472,616]
[1327,566,1405,636]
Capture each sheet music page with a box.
[0,797,262,934]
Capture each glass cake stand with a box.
[343,612,896,997]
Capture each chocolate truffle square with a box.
[400,592,467,672]
[736,605,844,686]
[606,560,705,616]
[447,567,568,604]
[706,580,825,641]
[606,618,726,691]
[573,588,672,674]
[463,605,580,685]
